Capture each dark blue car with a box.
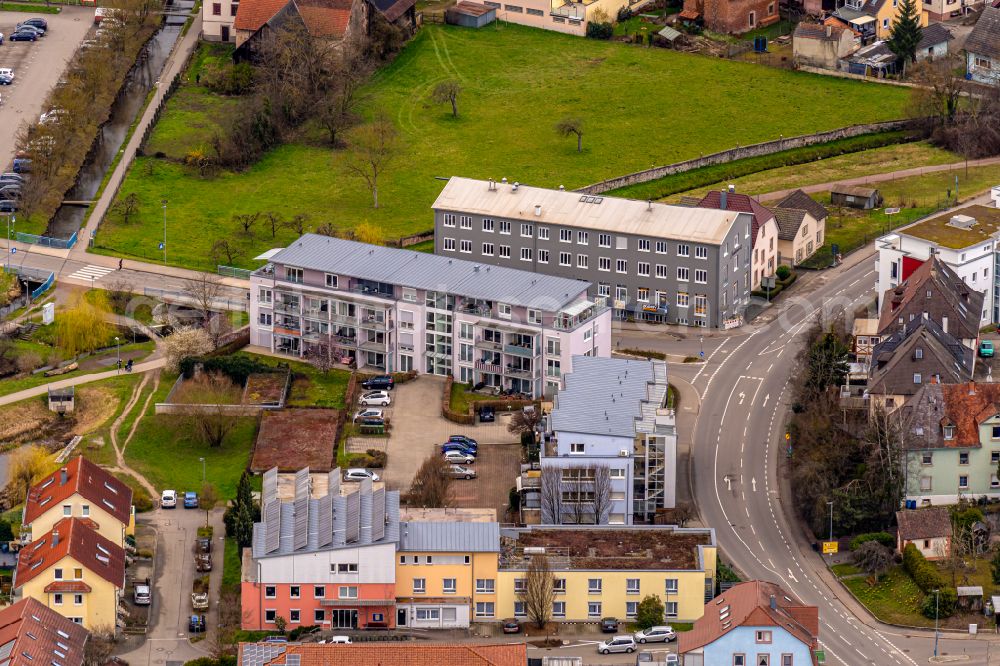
[441,442,477,456]
[12,159,31,173]
[448,435,478,448]
[9,31,37,42]
[184,491,198,508]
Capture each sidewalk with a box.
[0,357,166,407]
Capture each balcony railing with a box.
[331,312,358,325]
[476,361,503,374]
[505,366,535,379]
[359,339,388,352]
[274,301,300,315]
[551,304,609,331]
[475,337,503,351]
[274,325,300,337]
[504,343,536,358]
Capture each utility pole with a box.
[161,199,167,264]
[934,588,940,657]
[827,500,834,543]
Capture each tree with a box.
[591,464,612,525]
[555,117,584,153]
[287,214,309,236]
[56,292,113,358]
[162,326,214,374]
[405,454,452,507]
[233,212,259,240]
[540,466,564,524]
[200,482,220,528]
[508,408,541,436]
[431,80,461,117]
[210,238,244,267]
[111,192,140,225]
[635,594,665,630]
[909,58,965,128]
[520,553,554,629]
[345,115,399,209]
[886,0,922,76]
[991,548,1000,585]
[83,626,117,666]
[224,470,259,548]
[105,277,134,314]
[10,445,53,504]
[853,541,893,582]
[305,344,336,374]
[803,325,849,397]
[264,211,284,239]
[175,372,245,448]
[353,221,383,246]
[182,273,225,329]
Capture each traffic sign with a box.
[822,541,838,554]
[700,350,705,358]
[158,242,165,250]
[10,247,15,254]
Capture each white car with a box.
[443,450,475,465]
[353,408,383,422]
[0,68,13,81]
[344,468,380,482]
[358,391,391,407]
[321,636,351,644]
[634,625,676,643]
[161,489,177,508]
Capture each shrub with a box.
[850,532,895,551]
[520,431,535,448]
[635,595,665,629]
[180,353,270,384]
[616,6,632,20]
[15,351,43,375]
[365,448,388,468]
[902,544,946,593]
[921,586,957,619]
[202,61,255,95]
[775,265,792,280]
[586,21,613,39]
[0,521,13,543]
[288,625,319,640]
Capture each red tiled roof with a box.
[43,580,93,594]
[239,642,528,666]
[296,0,353,37]
[234,0,291,31]
[896,507,953,541]
[0,598,88,666]
[679,581,818,660]
[24,456,132,527]
[698,191,775,249]
[15,518,126,590]
[938,382,1000,447]
[678,8,700,18]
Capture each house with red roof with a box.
[237,641,527,666]
[13,518,127,631]
[0,597,89,666]
[698,187,779,292]
[679,580,820,666]
[23,456,133,547]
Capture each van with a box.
[598,635,636,655]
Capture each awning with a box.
[254,248,284,261]
[320,599,395,607]
[851,15,875,24]
[560,300,594,318]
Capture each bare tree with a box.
[182,273,225,329]
[314,222,337,237]
[264,211,284,239]
[592,464,612,525]
[345,114,399,209]
[508,407,541,436]
[540,466,564,524]
[200,482,220,528]
[233,212,260,241]
[287,214,309,236]
[520,553,555,629]
[854,541,893,582]
[111,192,141,225]
[405,454,452,507]
[431,80,461,117]
[105,276,134,314]
[555,117,584,153]
[909,57,965,128]
[210,238,244,267]
[83,626,116,666]
[305,344,336,374]
[174,372,245,448]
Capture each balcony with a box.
[274,301,300,315]
[360,316,394,332]
[504,365,535,379]
[552,304,609,331]
[331,311,358,325]
[333,335,357,347]
[475,337,503,351]
[274,325,300,337]
[304,308,329,319]
[476,361,503,374]
[504,343,536,358]
[359,338,388,352]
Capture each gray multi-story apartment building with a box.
[432,177,755,329]
[249,234,612,398]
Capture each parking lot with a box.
[348,376,523,519]
[0,7,93,169]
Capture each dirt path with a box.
[106,371,160,498]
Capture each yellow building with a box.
[13,517,126,630]
[395,508,501,629]
[496,526,717,624]
[23,456,135,545]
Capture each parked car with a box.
[1,184,21,199]
[598,636,636,655]
[15,24,44,36]
[0,69,13,82]
[161,490,177,508]
[191,591,209,610]
[354,408,383,422]
[448,435,478,449]
[501,618,520,634]
[600,617,620,633]
[980,340,994,358]
[105,657,129,666]
[195,553,212,572]
[188,615,206,633]
[133,582,151,605]
[12,159,30,173]
[183,491,198,508]
[441,442,477,456]
[327,636,351,644]
[358,417,385,429]
[0,173,24,184]
[634,626,676,644]
[196,536,212,553]
[0,75,11,86]
[478,405,495,423]
[360,375,394,391]
[0,33,4,45]
[447,465,476,480]
[443,450,475,465]
[0,200,17,213]
[636,653,678,665]
[262,636,287,644]
[8,30,37,41]
[39,108,67,124]
[344,468,380,482]
[358,390,391,407]
[19,17,47,30]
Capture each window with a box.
[474,601,495,618]
[677,267,689,281]
[483,218,494,232]
[560,252,572,266]
[289,609,300,623]
[552,602,566,617]
[578,231,589,245]
[975,56,992,69]
[460,240,472,254]
[570,442,585,454]
[339,586,358,599]
[915,347,924,359]
[553,579,566,593]
[922,452,933,465]
[483,242,495,256]
[655,241,668,254]
[62,505,71,517]
[538,249,549,263]
[336,563,358,573]
[616,259,628,274]
[638,262,650,277]
[514,602,526,617]
[314,609,325,623]
[960,452,970,465]
[694,295,708,317]
[626,601,638,617]
[656,264,667,279]
[665,602,678,618]
[443,213,456,227]
[413,579,426,594]
[476,579,495,593]
[499,220,511,235]
[994,451,1000,464]
[460,215,472,230]
[696,246,708,260]
[264,586,276,598]
[677,292,689,308]
[290,586,300,599]
[677,244,690,257]
[577,254,588,269]
[597,283,611,298]
[528,309,542,324]
[913,373,921,385]
[499,245,511,259]
[599,257,612,272]
[285,267,303,283]
[757,658,770,666]
[637,288,649,302]
[415,608,440,620]
[258,288,272,304]
[756,630,772,643]
[695,269,708,284]
[638,239,650,252]
[560,229,572,243]
[521,224,534,237]
[514,578,526,593]
[588,578,602,593]
[781,656,793,666]
[73,568,82,580]
[443,238,456,251]
[53,594,63,606]
[521,247,533,262]
[588,602,602,618]
[960,475,969,489]
[212,2,221,14]
[944,425,955,440]
[538,227,549,240]
[626,579,640,594]
[732,656,746,666]
[665,578,679,594]
[598,233,612,248]
[499,303,512,319]
[438,577,455,594]
[314,586,325,598]
[264,610,276,623]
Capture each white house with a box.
[965,6,1000,86]
[541,356,677,525]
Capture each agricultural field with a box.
[96,24,910,271]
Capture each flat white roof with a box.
[433,177,747,246]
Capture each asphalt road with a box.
[0,7,94,171]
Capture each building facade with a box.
[249,234,611,398]
[496,526,717,624]
[680,0,780,34]
[541,356,676,525]
[432,177,753,329]
[480,0,629,36]
[965,6,1000,85]
[877,206,1000,325]
[202,0,239,42]
[696,188,779,292]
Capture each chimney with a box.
[826,24,832,37]
[501,177,508,184]
[769,595,777,610]
[513,181,520,192]
[534,205,542,217]
[720,190,728,210]
[52,530,59,547]
[59,468,67,486]
[558,185,565,191]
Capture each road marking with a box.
[65,264,115,283]
[761,393,770,408]
[787,568,798,583]
[738,391,745,405]
[751,477,757,492]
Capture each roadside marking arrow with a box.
[738,391,746,405]
[751,477,757,492]
[761,393,769,408]
[724,475,732,491]
[787,568,798,583]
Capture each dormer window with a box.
[944,425,956,440]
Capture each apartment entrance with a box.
[397,608,407,626]
[331,609,358,629]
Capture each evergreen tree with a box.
[887,0,923,75]
[224,471,259,548]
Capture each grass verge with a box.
[0,341,156,399]
[0,2,60,13]
[237,352,349,409]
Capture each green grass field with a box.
[96,24,910,271]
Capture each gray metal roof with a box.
[399,521,501,552]
[270,234,591,309]
[550,356,668,438]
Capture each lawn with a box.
[840,566,931,627]
[96,23,910,271]
[0,341,156,399]
[222,536,242,592]
[236,352,350,408]
[124,374,257,498]
[450,380,476,415]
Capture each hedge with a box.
[850,532,895,551]
[902,543,947,593]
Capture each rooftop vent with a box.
[534,205,542,217]
[501,177,508,184]
[947,214,977,230]
[513,182,520,192]
[727,184,735,193]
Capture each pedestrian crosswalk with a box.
[65,264,116,284]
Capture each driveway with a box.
[116,505,224,663]
[0,7,94,170]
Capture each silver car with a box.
[634,625,676,643]
[598,635,636,654]
[448,465,476,480]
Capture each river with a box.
[47,1,196,239]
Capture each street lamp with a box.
[826,500,834,544]
[699,335,704,358]
[161,199,167,264]
[114,336,120,373]
[933,588,940,656]
[5,214,13,271]
[199,457,206,483]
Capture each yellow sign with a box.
[822,541,839,555]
